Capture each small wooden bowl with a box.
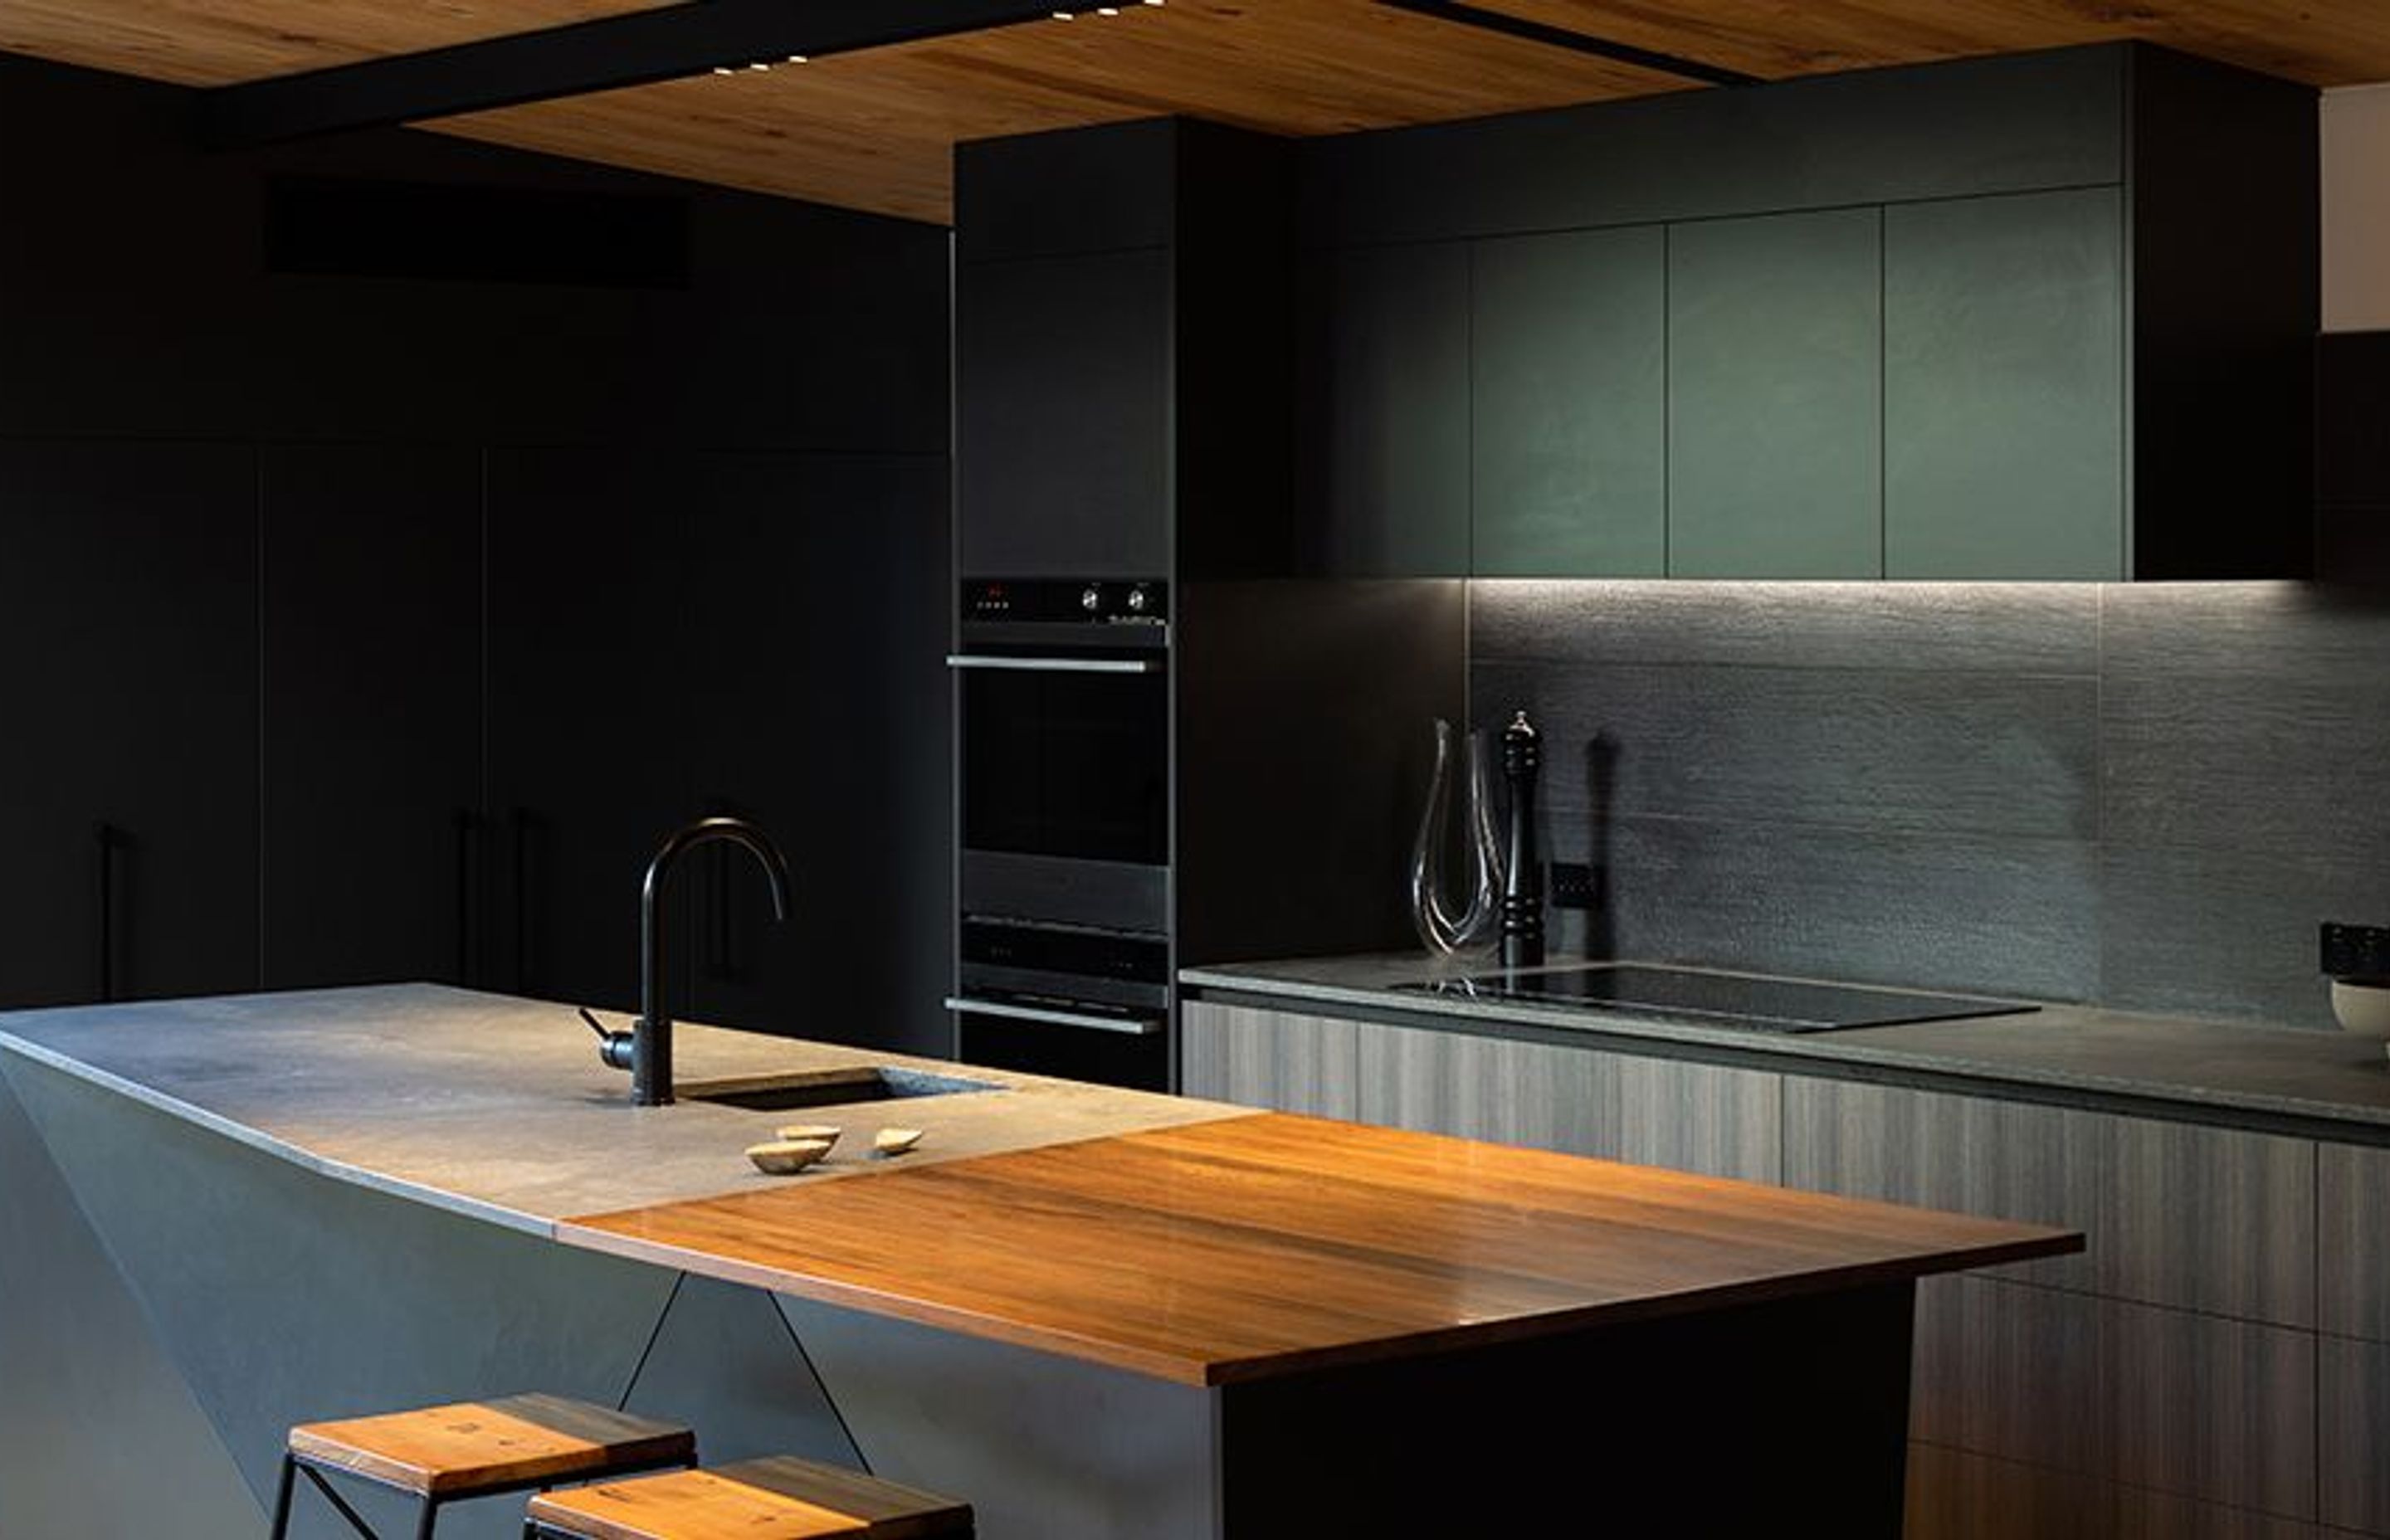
[774,1123,843,1150]
[873,1127,924,1157]
[746,1138,835,1175]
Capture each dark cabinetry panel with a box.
[485,447,690,1011]
[954,119,1178,264]
[1884,189,2124,579]
[684,453,951,1056]
[1667,207,1883,578]
[1300,241,1471,577]
[1471,227,1666,578]
[261,444,483,989]
[956,249,1171,578]
[0,441,259,1007]
[1300,45,2124,247]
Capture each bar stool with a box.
[524,1455,973,1538]
[269,1392,696,1540]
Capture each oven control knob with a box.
[1125,586,1149,614]
[1080,585,1101,614]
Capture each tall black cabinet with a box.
[950,120,1466,1092]
[0,441,261,1008]
[261,444,483,991]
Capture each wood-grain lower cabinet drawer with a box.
[1179,1002,1358,1118]
[1350,1021,1783,1177]
[2319,1142,2390,1343]
[1354,1021,1617,1157]
[1786,1078,2314,1328]
[1905,1443,2321,1540]
[2322,1335,2390,1535]
[1912,1276,2315,1520]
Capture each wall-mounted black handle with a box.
[453,807,480,987]
[93,821,122,1003]
[509,806,531,992]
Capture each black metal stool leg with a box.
[414,1495,440,1540]
[268,1454,297,1540]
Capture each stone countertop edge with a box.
[1178,954,2390,1139]
[0,1026,558,1236]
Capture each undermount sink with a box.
[679,1065,1002,1113]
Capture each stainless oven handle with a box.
[944,654,1161,675]
[943,996,1164,1036]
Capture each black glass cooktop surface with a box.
[1394,963,2037,1033]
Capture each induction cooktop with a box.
[1393,963,2037,1033]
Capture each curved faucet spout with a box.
[629,815,793,1106]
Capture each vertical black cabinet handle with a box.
[453,807,480,988]
[93,821,120,1004]
[509,807,531,993]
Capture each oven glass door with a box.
[959,660,1168,866]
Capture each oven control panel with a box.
[963,578,1168,626]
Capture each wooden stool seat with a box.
[288,1393,695,1497]
[526,1456,973,1540]
[271,1393,696,1540]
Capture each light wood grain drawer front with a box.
[2321,1336,2390,1535]
[1786,1078,2315,1327]
[1913,1276,2315,1520]
[2319,1143,2390,1343]
[1614,1056,1781,1183]
[1354,1021,1618,1157]
[1179,1003,1359,1119]
[1905,1442,2323,1539]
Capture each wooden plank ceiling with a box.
[3,0,2388,225]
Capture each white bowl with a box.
[2330,978,2390,1058]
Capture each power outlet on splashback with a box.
[1549,862,1598,911]
[2321,922,2390,978]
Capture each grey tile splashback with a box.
[1469,579,2390,1031]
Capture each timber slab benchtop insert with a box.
[556,1111,2079,1386]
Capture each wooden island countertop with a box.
[563,1110,2077,1386]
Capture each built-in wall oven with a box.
[947,579,1173,1090]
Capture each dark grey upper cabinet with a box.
[261,445,484,991]
[1293,41,2310,582]
[956,248,1173,579]
[1471,227,1666,578]
[1885,189,2124,580]
[0,441,259,1009]
[1300,241,1471,578]
[1668,207,1883,578]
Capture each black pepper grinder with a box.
[1500,709,1544,971]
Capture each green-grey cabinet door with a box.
[1667,207,1883,578]
[1300,241,1470,576]
[1471,227,1666,576]
[1884,188,2124,579]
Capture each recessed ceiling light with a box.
[1052,9,1073,17]
[712,66,734,76]
[788,53,809,63]
[1097,5,1119,12]
[749,61,770,70]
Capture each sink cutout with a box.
[681,1066,1001,1113]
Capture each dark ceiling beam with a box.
[1376,0,1760,87]
[198,0,1074,149]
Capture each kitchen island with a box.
[0,985,2075,1538]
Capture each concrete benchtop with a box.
[0,982,2075,1386]
[0,983,1246,1235]
[1179,952,2390,1142]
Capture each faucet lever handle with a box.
[579,1008,637,1072]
